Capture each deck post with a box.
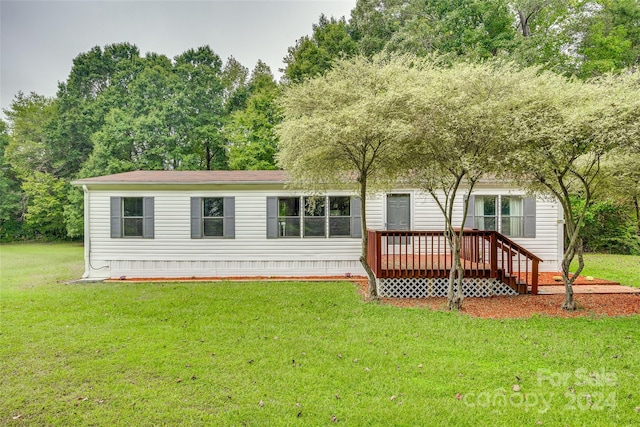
[490,232,498,278]
[375,231,382,278]
[531,259,539,295]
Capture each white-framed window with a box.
[190,197,235,239]
[474,196,497,231]
[468,195,532,238]
[277,197,301,237]
[202,197,224,237]
[267,196,361,239]
[304,196,326,237]
[122,197,144,237]
[328,196,351,237]
[110,197,154,239]
[500,196,524,237]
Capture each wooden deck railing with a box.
[366,229,542,294]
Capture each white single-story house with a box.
[73,170,564,296]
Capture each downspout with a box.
[82,185,90,278]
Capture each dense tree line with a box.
[2,0,639,244]
[284,0,640,82]
[1,45,279,240]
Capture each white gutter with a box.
[71,180,288,186]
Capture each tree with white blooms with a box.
[277,56,419,299]
[506,70,640,310]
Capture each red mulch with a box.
[355,280,640,319]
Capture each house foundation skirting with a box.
[102,259,364,280]
[376,277,518,298]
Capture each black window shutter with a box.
[191,197,202,239]
[224,197,235,239]
[110,197,121,238]
[464,195,475,229]
[266,197,278,238]
[350,197,362,238]
[523,196,536,238]
[143,197,154,239]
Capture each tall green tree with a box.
[174,46,227,170]
[80,46,229,176]
[349,0,405,57]
[221,56,250,114]
[80,61,180,175]
[510,0,640,77]
[283,14,358,83]
[350,0,517,59]
[227,61,280,170]
[20,172,68,239]
[4,92,58,178]
[0,120,24,240]
[277,56,417,298]
[578,0,640,77]
[3,93,63,240]
[383,0,516,59]
[54,43,144,178]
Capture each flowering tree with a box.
[507,71,640,310]
[405,62,531,310]
[277,56,417,298]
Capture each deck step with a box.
[501,273,529,294]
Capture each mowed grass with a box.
[1,245,639,426]
[571,253,640,288]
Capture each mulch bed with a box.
[355,279,640,319]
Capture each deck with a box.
[366,229,542,295]
[379,254,492,278]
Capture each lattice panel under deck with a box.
[376,277,518,298]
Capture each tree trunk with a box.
[560,257,577,310]
[517,10,532,37]
[359,178,377,299]
[560,236,583,311]
[634,196,640,237]
[446,229,464,310]
[562,279,576,310]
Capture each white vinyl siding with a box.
[83,185,562,279]
[86,189,363,279]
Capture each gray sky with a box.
[0,0,356,114]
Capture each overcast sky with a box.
[0,0,356,115]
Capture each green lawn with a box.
[1,244,639,426]
[571,253,640,288]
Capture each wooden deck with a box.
[379,254,491,278]
[367,229,543,294]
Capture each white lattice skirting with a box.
[376,277,518,298]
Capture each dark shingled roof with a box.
[73,170,289,185]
